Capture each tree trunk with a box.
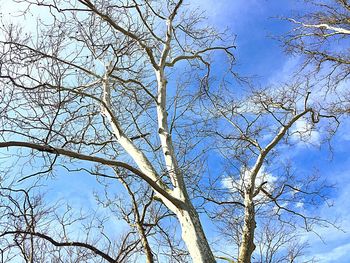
[154,44,216,262]
[238,193,256,263]
[136,223,154,263]
[175,203,216,263]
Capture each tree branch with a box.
[0,141,183,208]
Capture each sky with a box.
[190,0,350,262]
[1,0,350,262]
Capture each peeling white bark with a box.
[289,18,350,35]
[152,16,216,262]
[155,69,185,194]
[101,78,158,181]
[97,4,217,260]
[302,22,350,35]
[155,68,216,263]
[176,204,216,263]
[100,76,179,209]
[238,192,256,263]
[101,74,216,262]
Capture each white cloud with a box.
[291,117,321,146]
[295,201,304,208]
[313,243,350,263]
[189,0,263,26]
[222,165,277,192]
[267,57,301,85]
[221,176,235,189]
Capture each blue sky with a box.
[1,0,350,262]
[190,0,350,261]
[190,0,299,80]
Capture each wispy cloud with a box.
[222,165,277,193]
[312,243,350,263]
[301,157,350,261]
[291,117,321,146]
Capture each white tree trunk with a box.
[238,192,256,263]
[155,34,216,261]
[176,203,216,263]
[102,74,216,262]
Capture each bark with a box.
[175,203,216,263]
[236,109,313,263]
[87,3,216,261]
[152,14,216,261]
[102,74,216,262]
[238,192,256,263]
[119,177,154,263]
[136,223,154,263]
[155,72,216,262]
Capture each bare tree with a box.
[0,0,235,262]
[94,168,189,263]
[0,185,121,263]
[193,82,338,262]
[0,1,346,263]
[254,221,313,263]
[288,0,350,118]
[285,0,350,90]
